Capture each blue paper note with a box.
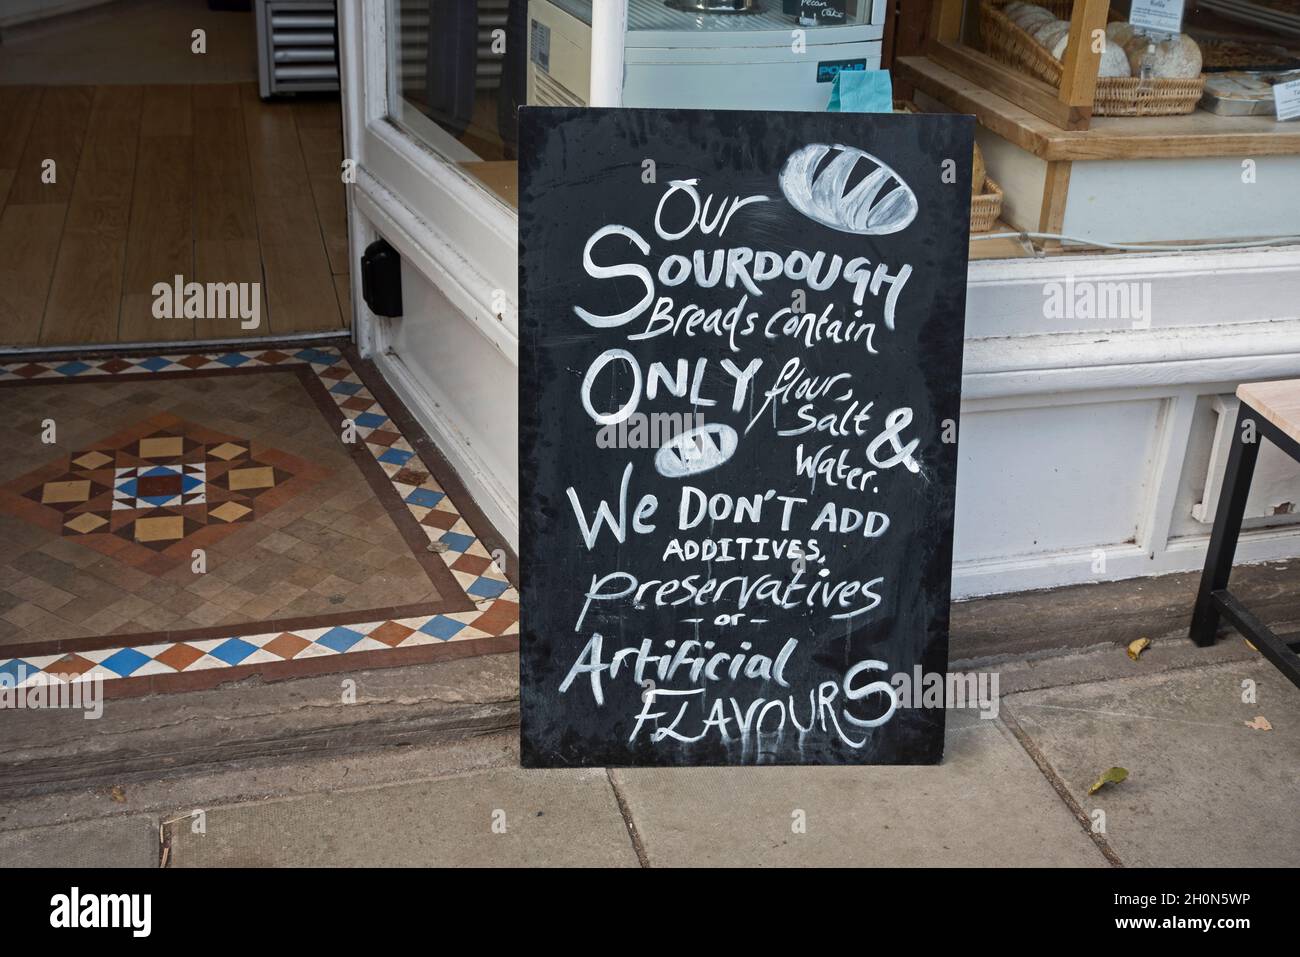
[827,69,893,113]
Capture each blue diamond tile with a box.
[379,449,413,466]
[209,638,258,665]
[404,488,445,508]
[330,381,363,395]
[439,531,475,553]
[467,577,509,600]
[294,348,339,366]
[354,412,387,429]
[100,647,151,677]
[316,626,365,652]
[419,616,465,641]
[137,356,172,371]
[55,361,90,377]
[216,352,252,367]
[0,659,34,686]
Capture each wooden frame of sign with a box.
[518,107,974,767]
[926,0,1110,131]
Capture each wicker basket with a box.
[979,0,1205,116]
[970,177,1003,232]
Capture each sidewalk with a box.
[1,640,1297,867]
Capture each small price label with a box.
[1275,77,1300,121]
[1129,0,1184,35]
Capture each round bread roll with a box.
[1014,8,1056,31]
[1098,37,1131,76]
[1026,17,1128,72]
[1029,18,1066,41]
[1122,33,1202,78]
[1034,21,1073,58]
[1106,21,1135,48]
[972,142,986,195]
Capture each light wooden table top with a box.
[1239,379,1300,447]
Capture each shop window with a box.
[524,0,884,111]
[902,0,1300,254]
[384,0,1300,256]
[387,0,526,205]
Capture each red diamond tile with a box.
[367,621,415,647]
[420,510,459,531]
[472,599,519,636]
[263,633,312,659]
[393,468,429,486]
[45,653,97,678]
[452,553,493,576]
[154,643,206,671]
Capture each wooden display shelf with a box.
[970,221,1030,259]
[898,55,1300,161]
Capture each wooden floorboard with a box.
[0,170,14,214]
[193,238,267,340]
[0,204,66,345]
[241,84,341,336]
[0,86,39,215]
[7,86,93,205]
[121,129,194,342]
[139,83,192,138]
[0,86,40,170]
[0,83,348,348]
[333,272,351,328]
[42,86,143,346]
[193,83,257,242]
[298,124,349,278]
[294,98,348,280]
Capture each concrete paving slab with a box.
[1004,658,1300,867]
[611,710,1108,867]
[0,815,157,868]
[169,767,637,867]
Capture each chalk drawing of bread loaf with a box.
[779,144,919,235]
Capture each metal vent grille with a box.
[257,0,340,97]
[530,64,584,106]
[396,0,510,93]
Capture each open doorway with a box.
[0,0,350,350]
[0,2,519,702]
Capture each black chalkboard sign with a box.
[519,107,973,767]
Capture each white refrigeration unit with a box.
[526,0,885,110]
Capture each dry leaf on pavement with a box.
[1126,638,1151,661]
[1087,767,1129,795]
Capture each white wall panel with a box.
[954,399,1160,563]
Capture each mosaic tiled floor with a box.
[0,344,518,697]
